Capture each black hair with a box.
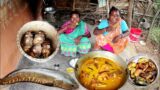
[70,10,81,18]
[109,6,119,15]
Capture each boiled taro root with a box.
[30,44,42,58]
[21,31,33,52]
[33,31,45,45]
[41,38,52,58]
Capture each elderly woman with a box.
[93,7,129,54]
[58,11,91,57]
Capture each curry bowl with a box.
[74,51,128,90]
[127,55,159,88]
[17,21,59,63]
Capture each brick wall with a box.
[0,0,33,78]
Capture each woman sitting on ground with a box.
[93,6,129,54]
[58,11,91,57]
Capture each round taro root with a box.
[30,44,42,58]
[41,38,52,58]
[21,31,33,52]
[33,31,45,45]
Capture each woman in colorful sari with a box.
[93,7,129,54]
[58,11,91,57]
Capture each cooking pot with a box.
[74,51,128,90]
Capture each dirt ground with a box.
[133,40,160,60]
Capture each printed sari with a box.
[94,18,128,54]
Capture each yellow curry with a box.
[78,57,126,90]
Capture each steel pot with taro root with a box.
[17,21,59,63]
[74,51,128,90]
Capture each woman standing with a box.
[58,11,91,57]
[93,6,129,54]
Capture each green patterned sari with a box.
[59,21,91,57]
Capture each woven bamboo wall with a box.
[54,0,73,9]
[74,0,90,10]
[54,0,90,10]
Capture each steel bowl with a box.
[74,51,128,90]
[17,21,59,63]
[45,7,54,12]
[127,54,159,88]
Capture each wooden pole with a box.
[72,0,76,11]
[106,0,109,18]
[127,0,134,29]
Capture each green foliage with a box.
[154,1,160,11]
[149,27,160,45]
[156,0,160,3]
